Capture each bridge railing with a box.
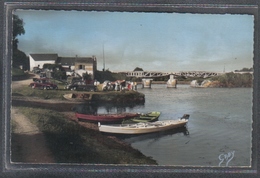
[119,71,222,78]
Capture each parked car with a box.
[66,76,82,84]
[32,67,41,74]
[29,78,58,90]
[65,81,97,91]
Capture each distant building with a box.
[29,54,57,71]
[74,56,97,77]
[56,57,76,70]
[29,53,97,78]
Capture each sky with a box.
[14,10,254,72]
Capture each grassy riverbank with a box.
[12,68,31,81]
[12,106,157,164]
[12,85,145,104]
[11,77,156,164]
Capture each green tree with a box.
[83,72,93,80]
[13,49,29,69]
[42,64,66,79]
[42,63,63,70]
[13,14,28,69]
[53,70,66,80]
[94,70,116,83]
[211,72,252,87]
[133,67,143,71]
[13,14,25,49]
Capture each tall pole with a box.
[103,43,105,71]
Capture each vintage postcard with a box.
[2,1,258,177]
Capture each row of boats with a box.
[75,111,190,135]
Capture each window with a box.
[78,65,85,69]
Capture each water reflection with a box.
[73,102,144,115]
[117,127,189,143]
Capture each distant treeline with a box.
[210,72,253,87]
[94,70,253,88]
[94,70,129,83]
[234,67,253,72]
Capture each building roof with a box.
[29,54,96,65]
[75,57,95,63]
[56,57,95,66]
[56,57,75,66]
[29,54,58,61]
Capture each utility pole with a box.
[103,44,105,71]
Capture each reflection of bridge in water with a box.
[118,71,223,78]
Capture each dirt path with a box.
[11,74,55,163]
[12,73,35,89]
[11,108,55,163]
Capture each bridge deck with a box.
[119,71,223,78]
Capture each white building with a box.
[28,53,97,78]
[29,54,58,71]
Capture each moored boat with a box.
[76,112,140,123]
[63,93,92,101]
[122,111,161,124]
[98,114,190,134]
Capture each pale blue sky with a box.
[14,10,254,72]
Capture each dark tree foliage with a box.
[53,70,66,80]
[43,63,65,71]
[13,15,27,69]
[211,72,253,87]
[133,67,144,71]
[13,48,29,70]
[42,64,66,80]
[82,72,93,80]
[94,70,116,83]
[94,70,127,83]
[234,67,253,72]
[13,14,25,49]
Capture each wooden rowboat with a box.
[63,93,92,101]
[98,114,190,134]
[122,111,161,124]
[76,112,140,123]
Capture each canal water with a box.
[77,84,253,167]
[122,84,253,167]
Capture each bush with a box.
[211,72,252,87]
[94,70,128,83]
[12,68,25,76]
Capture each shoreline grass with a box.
[12,85,145,104]
[12,106,157,164]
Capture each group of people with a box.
[102,80,137,91]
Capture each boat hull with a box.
[98,119,188,134]
[63,93,92,102]
[122,111,160,124]
[76,112,139,123]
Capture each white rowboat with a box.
[98,115,189,135]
